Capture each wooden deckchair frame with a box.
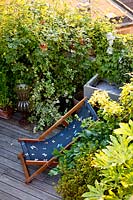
[18,97,87,183]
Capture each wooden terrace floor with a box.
[0,114,61,200]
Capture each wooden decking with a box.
[0,115,61,200]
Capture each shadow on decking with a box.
[0,112,61,200]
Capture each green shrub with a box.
[56,154,99,200]
[82,120,133,200]
[89,74,133,125]
[119,73,133,121]
[0,71,11,108]
[92,27,133,84]
[0,0,94,128]
[0,0,132,129]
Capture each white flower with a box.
[70,49,76,54]
[107,47,113,55]
[119,56,122,63]
[106,32,115,41]
[108,40,114,46]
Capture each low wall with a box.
[117,23,133,34]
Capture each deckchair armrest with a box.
[18,138,40,142]
[39,96,87,140]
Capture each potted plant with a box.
[0,71,13,119]
[15,83,30,126]
[84,74,121,101]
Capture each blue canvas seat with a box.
[21,119,82,162]
[18,97,97,183]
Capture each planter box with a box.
[84,74,121,101]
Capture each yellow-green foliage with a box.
[89,75,133,124]
[120,74,133,120]
[82,120,133,200]
[56,154,98,200]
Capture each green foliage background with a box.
[0,0,133,129]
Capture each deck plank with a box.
[3,169,59,196]
[0,190,20,200]
[0,117,61,200]
[0,174,60,200]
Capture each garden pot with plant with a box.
[0,107,13,120]
[84,74,121,101]
[15,83,30,126]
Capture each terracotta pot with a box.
[0,107,13,119]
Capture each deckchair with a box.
[18,97,97,183]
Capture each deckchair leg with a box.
[25,162,49,184]
[18,153,56,183]
[18,153,31,183]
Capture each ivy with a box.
[0,0,132,129]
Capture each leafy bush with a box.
[56,154,99,200]
[89,74,133,125]
[119,73,133,121]
[0,0,133,129]
[82,120,133,200]
[0,71,11,109]
[92,29,133,84]
[0,0,94,128]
